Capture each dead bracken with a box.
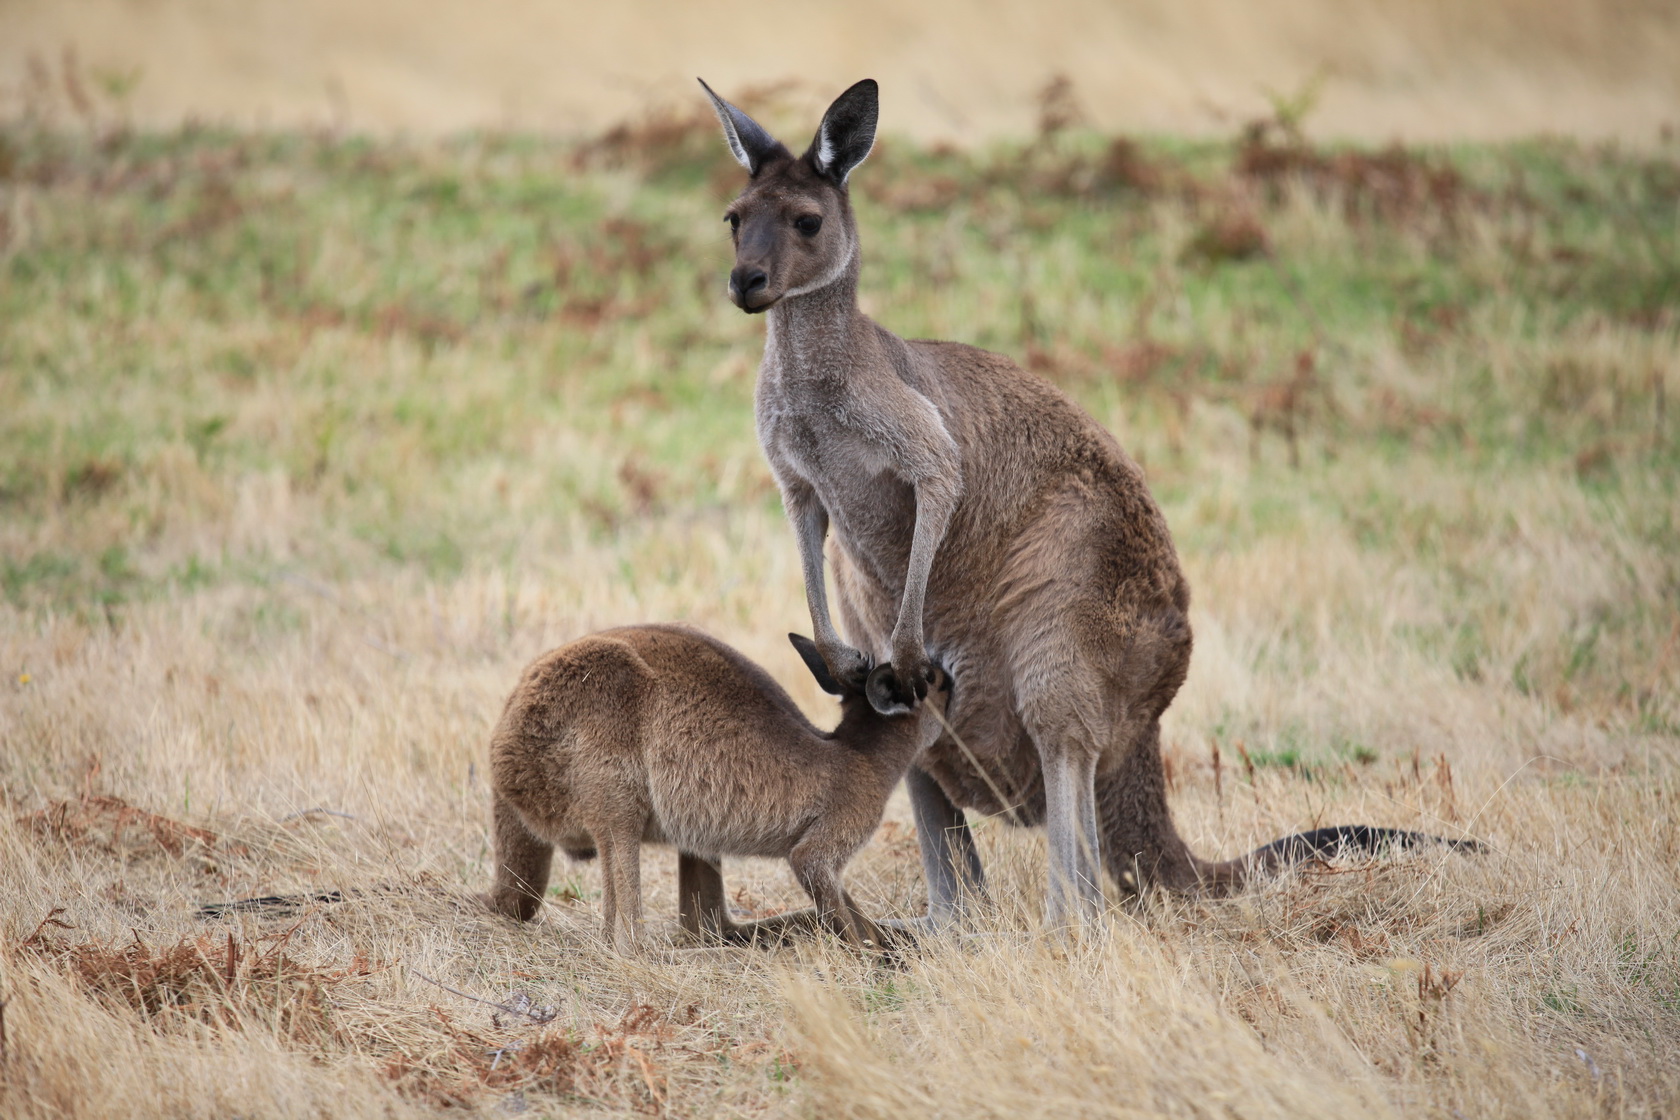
[17,913,378,1044]
[19,796,218,858]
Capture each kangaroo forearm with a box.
[803,563,845,649]
[890,477,959,660]
[791,497,846,648]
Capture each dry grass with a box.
[3,569,1677,1117]
[2,90,1679,1117]
[1,0,1678,142]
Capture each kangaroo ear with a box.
[806,78,878,188]
[698,78,782,176]
[788,633,844,695]
[864,663,913,717]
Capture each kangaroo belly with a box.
[829,539,983,671]
[641,754,816,860]
[817,474,916,593]
[646,799,810,859]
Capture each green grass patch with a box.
[0,119,1674,731]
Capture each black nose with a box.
[730,266,767,303]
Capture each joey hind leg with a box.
[677,852,825,945]
[596,832,644,954]
[485,793,554,922]
[789,841,893,953]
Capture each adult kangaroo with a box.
[700,77,1474,931]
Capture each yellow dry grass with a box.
[3,488,1677,1116]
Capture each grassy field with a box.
[1,92,1679,1118]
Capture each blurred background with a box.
[3,0,1678,143]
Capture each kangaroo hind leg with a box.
[1016,675,1108,931]
[677,853,825,946]
[907,766,987,928]
[789,839,892,954]
[485,793,554,922]
[678,852,731,941]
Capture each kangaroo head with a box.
[788,633,952,745]
[698,78,878,313]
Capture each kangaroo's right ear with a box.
[788,633,844,695]
[698,78,782,176]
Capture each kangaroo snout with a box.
[729,265,773,312]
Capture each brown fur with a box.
[483,624,949,953]
[700,79,1454,930]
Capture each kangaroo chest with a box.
[757,382,919,590]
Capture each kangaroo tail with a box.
[1250,825,1481,866]
[1195,825,1480,894]
[196,890,347,919]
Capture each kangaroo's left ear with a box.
[806,78,878,188]
[788,633,844,695]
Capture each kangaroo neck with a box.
[834,707,923,774]
[763,255,869,385]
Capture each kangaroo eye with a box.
[725,213,740,232]
[794,215,822,236]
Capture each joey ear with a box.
[788,633,844,695]
[806,78,878,188]
[698,78,782,175]
[864,663,913,716]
